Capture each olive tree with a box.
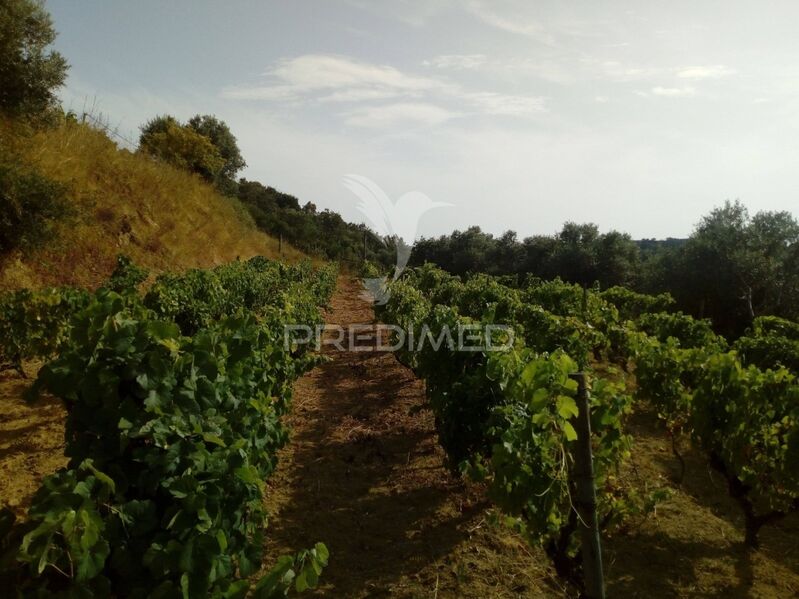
[0,0,68,117]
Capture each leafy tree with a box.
[138,115,225,183]
[549,222,599,287]
[744,210,799,316]
[0,0,68,117]
[187,115,246,194]
[595,230,640,288]
[653,201,799,334]
[520,235,558,278]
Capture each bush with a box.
[4,292,323,596]
[0,160,71,253]
[138,116,225,183]
[636,311,725,349]
[0,286,89,376]
[749,315,799,341]
[106,254,149,294]
[600,286,675,321]
[734,334,799,374]
[1,257,336,596]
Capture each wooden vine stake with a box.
[569,372,606,599]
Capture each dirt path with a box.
[262,277,556,598]
[0,369,66,518]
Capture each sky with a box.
[49,0,799,240]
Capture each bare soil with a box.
[0,367,66,518]
[262,276,556,598]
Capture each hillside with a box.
[0,117,306,292]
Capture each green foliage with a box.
[254,543,330,598]
[138,116,225,183]
[0,286,89,376]
[0,0,69,117]
[455,274,517,320]
[519,278,617,331]
[733,314,799,373]
[106,254,149,294]
[187,115,246,195]
[749,315,799,341]
[402,265,619,366]
[633,332,799,545]
[378,265,658,587]
[734,335,799,374]
[652,201,799,335]
[144,257,335,337]
[636,311,724,350]
[360,260,382,280]
[237,178,394,267]
[409,202,799,337]
[2,257,334,595]
[631,336,698,434]
[0,159,72,254]
[600,286,675,321]
[691,354,799,544]
[410,223,640,289]
[483,350,634,578]
[513,304,607,366]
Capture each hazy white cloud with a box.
[651,86,696,97]
[316,88,403,103]
[581,58,660,82]
[271,55,437,92]
[343,0,454,27]
[344,102,458,127]
[222,54,442,103]
[223,54,547,126]
[586,61,735,87]
[424,54,488,69]
[466,0,554,43]
[677,65,735,79]
[467,92,546,115]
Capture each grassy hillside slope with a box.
[0,118,306,292]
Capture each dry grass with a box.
[0,118,307,292]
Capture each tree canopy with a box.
[0,0,69,117]
[138,115,225,183]
[187,115,246,194]
[409,201,799,337]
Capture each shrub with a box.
[1,257,332,596]
[0,160,71,254]
[600,286,675,321]
[749,315,799,341]
[636,311,725,349]
[0,286,89,376]
[138,116,225,183]
[106,254,149,294]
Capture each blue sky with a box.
[50,0,799,239]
